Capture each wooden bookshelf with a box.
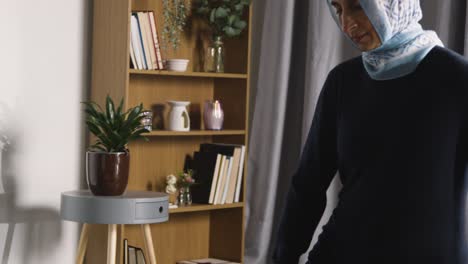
[142,130,246,137]
[169,202,245,214]
[85,0,252,263]
[129,69,248,79]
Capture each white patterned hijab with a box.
[327,0,444,80]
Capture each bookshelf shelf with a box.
[129,69,248,79]
[169,202,244,214]
[143,130,246,137]
[87,0,251,263]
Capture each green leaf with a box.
[105,95,115,122]
[210,8,216,23]
[215,7,228,18]
[223,26,238,37]
[90,143,107,152]
[234,20,247,30]
[228,15,236,26]
[116,98,124,116]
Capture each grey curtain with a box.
[246,0,468,264]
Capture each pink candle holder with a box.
[203,100,224,130]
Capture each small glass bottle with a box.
[177,187,192,206]
[204,36,225,73]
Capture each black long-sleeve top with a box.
[273,46,468,264]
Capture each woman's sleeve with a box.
[273,69,340,263]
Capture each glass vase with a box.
[204,36,225,73]
[177,186,192,206]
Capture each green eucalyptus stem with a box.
[162,0,189,53]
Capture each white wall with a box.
[0,0,90,263]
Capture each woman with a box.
[273,0,468,263]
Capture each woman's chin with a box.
[358,43,381,52]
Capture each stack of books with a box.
[124,239,147,264]
[177,258,240,264]
[130,11,164,70]
[190,143,246,205]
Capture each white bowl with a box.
[167,59,189,64]
[166,59,189,72]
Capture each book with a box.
[221,157,233,204]
[133,13,147,69]
[136,247,146,264]
[212,155,227,204]
[130,14,144,70]
[190,258,233,263]
[200,143,237,156]
[123,239,129,264]
[137,12,154,70]
[234,145,246,203]
[190,151,221,204]
[209,154,223,204]
[214,156,230,205]
[143,12,157,69]
[200,143,245,203]
[177,258,231,264]
[226,147,241,203]
[128,246,137,264]
[148,11,164,70]
[129,39,137,69]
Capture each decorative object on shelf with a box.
[140,110,153,131]
[82,95,149,196]
[195,0,251,73]
[162,0,190,52]
[204,36,225,72]
[203,100,224,130]
[165,174,178,206]
[166,59,189,72]
[176,169,196,206]
[167,100,191,131]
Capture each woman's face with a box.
[331,0,382,51]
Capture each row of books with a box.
[190,143,246,205]
[124,239,146,264]
[130,11,164,70]
[177,258,240,264]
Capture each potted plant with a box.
[162,0,191,71]
[82,95,149,196]
[162,0,189,52]
[194,0,251,72]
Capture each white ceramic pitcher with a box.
[167,101,190,131]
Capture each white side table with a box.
[60,190,169,264]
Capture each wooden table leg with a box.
[141,224,157,264]
[107,224,118,264]
[76,223,89,264]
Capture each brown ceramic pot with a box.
[86,151,130,196]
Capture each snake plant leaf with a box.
[105,95,115,122]
[116,98,124,116]
[90,143,107,152]
[83,95,148,152]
